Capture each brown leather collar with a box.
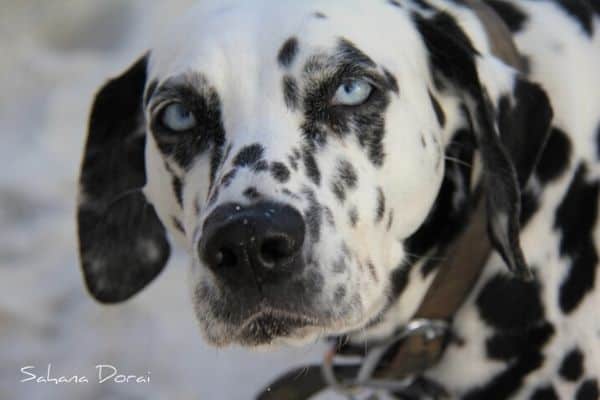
[258,4,523,399]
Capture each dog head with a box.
[77,0,552,347]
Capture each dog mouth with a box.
[236,309,319,345]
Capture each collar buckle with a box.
[322,318,450,397]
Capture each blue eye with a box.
[161,103,196,131]
[332,80,373,106]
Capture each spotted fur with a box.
[77,0,600,398]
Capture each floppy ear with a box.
[77,54,171,303]
[415,13,553,279]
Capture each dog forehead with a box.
[148,0,424,82]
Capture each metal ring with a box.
[322,318,450,396]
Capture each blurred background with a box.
[0,2,328,399]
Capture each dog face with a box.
[78,0,552,347]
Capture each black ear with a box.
[77,54,170,303]
[415,12,553,279]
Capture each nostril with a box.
[260,236,294,265]
[216,248,237,268]
[199,202,305,277]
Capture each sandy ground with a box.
[0,2,333,399]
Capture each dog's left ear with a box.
[77,54,171,303]
[415,13,553,279]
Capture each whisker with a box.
[444,156,472,169]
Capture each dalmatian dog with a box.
[77,0,600,398]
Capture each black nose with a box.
[198,202,306,283]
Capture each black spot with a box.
[331,180,346,202]
[383,69,400,94]
[367,126,386,167]
[288,149,301,171]
[172,176,183,207]
[338,38,376,68]
[535,127,572,184]
[476,274,543,331]
[253,160,269,172]
[414,11,478,90]
[497,80,554,187]
[334,286,346,304]
[348,207,358,227]
[375,187,386,223]
[303,124,329,150]
[576,380,599,400]
[270,162,291,183]
[313,11,327,19]
[278,37,299,68]
[387,210,394,231]
[559,348,584,382]
[331,160,358,202]
[554,0,594,36]
[283,75,299,110]
[367,261,378,282]
[221,169,237,187]
[463,352,544,400]
[304,189,322,242]
[324,207,335,227]
[234,144,265,167]
[243,187,260,200]
[303,149,321,186]
[468,307,554,400]
[485,0,528,33]
[429,90,446,127]
[530,385,559,400]
[389,264,410,300]
[172,217,185,234]
[520,186,540,227]
[388,0,403,8]
[282,188,300,200]
[555,164,599,314]
[486,322,554,361]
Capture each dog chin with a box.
[235,311,321,347]
[201,310,330,349]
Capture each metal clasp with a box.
[322,318,449,397]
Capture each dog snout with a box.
[198,202,306,283]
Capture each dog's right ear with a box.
[77,54,170,304]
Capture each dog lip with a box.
[236,308,318,344]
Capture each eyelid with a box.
[147,84,190,114]
[355,74,385,91]
[147,97,172,115]
[337,72,385,94]
[149,98,186,119]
